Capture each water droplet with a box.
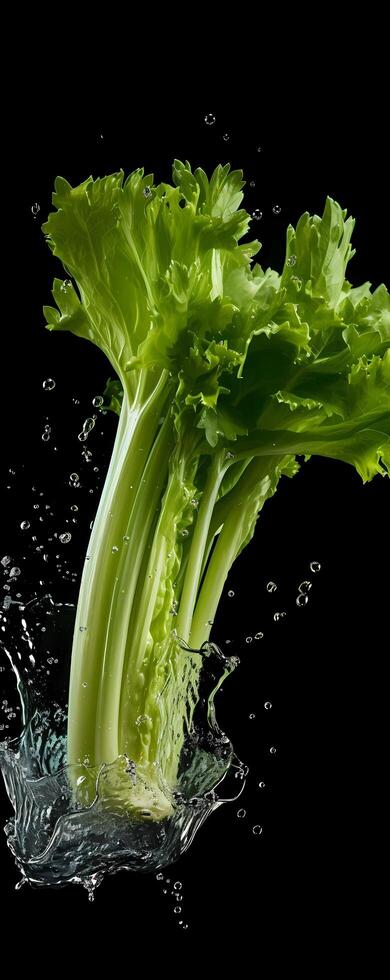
[42,425,51,442]
[1,556,10,567]
[112,545,119,554]
[82,682,88,688]
[298,580,312,594]
[69,473,79,484]
[267,581,277,593]
[42,378,56,391]
[254,631,264,640]
[79,626,87,632]
[156,873,164,881]
[136,714,149,727]
[9,567,21,577]
[228,590,235,598]
[237,808,246,819]
[174,906,182,914]
[190,498,198,508]
[20,521,30,530]
[204,113,215,126]
[31,202,40,216]
[15,878,27,891]
[92,395,104,409]
[59,532,71,543]
[269,746,277,755]
[245,636,253,644]
[310,561,321,573]
[252,824,263,836]
[249,712,256,720]
[174,881,182,890]
[71,504,78,513]
[258,781,266,789]
[249,180,256,188]
[272,204,281,215]
[252,208,263,221]
[61,279,72,292]
[181,529,189,537]
[143,186,152,198]
[287,255,297,267]
[291,275,302,291]
[296,593,308,607]
[223,133,230,142]
[273,611,286,622]
[264,700,272,710]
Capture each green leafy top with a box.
[43,162,390,482]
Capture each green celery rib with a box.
[175,452,228,645]
[190,456,282,649]
[94,411,174,763]
[67,371,170,770]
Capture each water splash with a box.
[0,598,245,891]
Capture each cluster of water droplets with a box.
[155,874,189,931]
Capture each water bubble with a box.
[254,631,264,640]
[272,204,282,215]
[143,186,152,198]
[310,561,321,573]
[9,567,21,578]
[269,746,277,755]
[264,701,272,710]
[174,881,182,890]
[273,611,286,622]
[204,113,215,126]
[156,873,164,881]
[258,781,266,789]
[252,824,263,836]
[42,378,56,391]
[20,521,30,530]
[296,593,308,607]
[266,581,277,593]
[82,449,92,462]
[245,636,253,644]
[181,923,189,931]
[298,580,312,594]
[79,626,87,632]
[1,556,10,567]
[181,529,189,537]
[249,712,256,720]
[287,255,297,267]
[92,395,104,408]
[174,906,182,914]
[249,180,256,188]
[31,202,40,216]
[59,532,71,544]
[223,133,230,142]
[237,808,246,819]
[3,596,12,610]
[228,590,235,598]
[78,432,87,443]
[71,504,78,512]
[69,473,79,484]
[82,682,88,688]
[61,279,72,291]
[252,209,263,221]
[112,546,119,554]
[42,425,51,442]
[136,714,149,727]
[291,275,302,291]
[190,498,198,508]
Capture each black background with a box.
[1,91,388,964]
